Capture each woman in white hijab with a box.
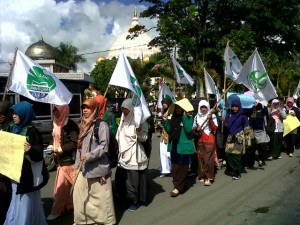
[115,98,149,211]
[193,100,218,186]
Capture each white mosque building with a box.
[96,8,160,64]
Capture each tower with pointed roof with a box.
[105,8,160,60]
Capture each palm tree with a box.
[55,42,86,71]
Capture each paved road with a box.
[42,133,300,225]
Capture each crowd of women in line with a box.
[158,95,300,194]
[0,95,140,225]
[1,93,300,225]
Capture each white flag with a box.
[293,80,300,99]
[172,57,194,86]
[157,82,176,109]
[9,50,72,105]
[204,68,221,103]
[224,42,243,81]
[235,49,278,102]
[109,52,151,127]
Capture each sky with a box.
[0,0,158,73]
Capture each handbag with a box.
[266,116,276,134]
[244,126,254,148]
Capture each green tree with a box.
[90,58,118,98]
[136,0,300,96]
[55,42,86,71]
[91,53,177,99]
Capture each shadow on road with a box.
[113,168,165,224]
[42,197,74,225]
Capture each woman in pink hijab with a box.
[283,97,300,157]
[267,99,286,160]
[46,105,79,220]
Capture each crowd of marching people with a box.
[0,92,300,225]
[157,94,300,188]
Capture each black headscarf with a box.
[169,105,183,143]
[161,98,172,114]
[251,103,267,130]
[0,101,12,130]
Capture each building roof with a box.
[107,9,160,60]
[25,35,56,60]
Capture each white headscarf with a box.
[194,100,217,136]
[116,98,136,153]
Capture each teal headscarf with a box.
[10,101,36,134]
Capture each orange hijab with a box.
[95,95,107,119]
[78,98,99,149]
[53,105,69,149]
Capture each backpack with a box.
[146,114,155,134]
[93,118,119,168]
[138,120,153,159]
[266,116,275,134]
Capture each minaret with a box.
[130,7,139,28]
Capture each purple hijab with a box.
[226,97,247,136]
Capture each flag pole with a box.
[199,81,234,130]
[3,48,18,101]
[222,41,229,133]
[204,68,209,100]
[173,46,177,95]
[103,85,109,97]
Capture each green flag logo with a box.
[27,66,57,99]
[176,65,185,79]
[163,94,175,102]
[163,94,172,99]
[247,70,267,93]
[130,75,142,107]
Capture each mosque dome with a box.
[96,54,106,64]
[107,8,160,60]
[25,36,56,60]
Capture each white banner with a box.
[172,57,194,86]
[224,42,243,81]
[235,49,278,102]
[157,82,176,109]
[204,68,221,103]
[109,52,151,127]
[9,50,73,105]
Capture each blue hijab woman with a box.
[224,97,248,180]
[5,101,48,225]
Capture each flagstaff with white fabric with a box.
[235,49,278,102]
[109,52,151,127]
[224,42,243,81]
[172,57,194,86]
[157,82,176,110]
[8,50,73,105]
[293,80,300,99]
[204,68,221,103]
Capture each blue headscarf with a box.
[10,101,36,134]
[225,97,246,136]
[218,99,225,110]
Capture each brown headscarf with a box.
[95,95,107,119]
[78,98,99,149]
